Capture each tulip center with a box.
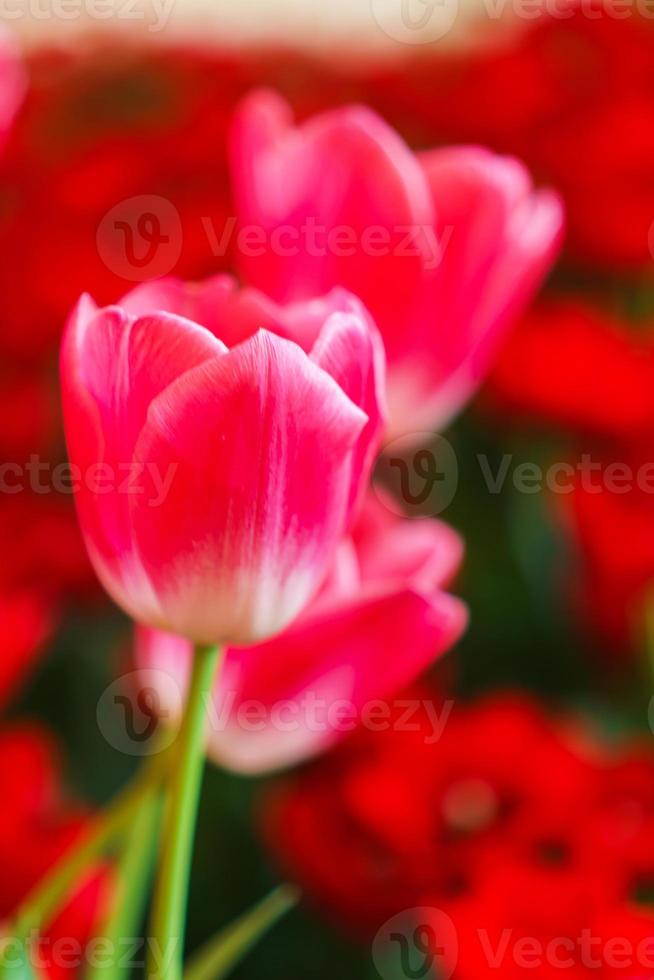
[441,778,500,833]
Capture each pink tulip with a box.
[135,490,467,772]
[230,90,564,437]
[60,275,386,646]
[0,28,25,147]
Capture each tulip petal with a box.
[137,586,466,773]
[353,490,464,590]
[120,275,386,372]
[311,304,387,514]
[130,329,367,644]
[120,275,293,351]
[75,309,227,457]
[230,89,435,329]
[214,586,467,772]
[0,27,25,147]
[387,146,564,432]
[232,94,562,438]
[61,302,226,622]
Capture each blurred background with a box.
[2,3,654,979]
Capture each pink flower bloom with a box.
[60,275,385,646]
[0,27,25,147]
[230,90,564,437]
[135,490,467,773]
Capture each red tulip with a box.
[566,444,654,651]
[0,590,53,712]
[230,90,563,436]
[0,724,107,980]
[376,2,654,272]
[60,275,385,645]
[135,489,466,772]
[486,299,654,652]
[262,691,651,949]
[0,493,95,711]
[488,300,654,442]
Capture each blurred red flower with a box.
[263,690,654,974]
[0,724,108,980]
[371,2,654,272]
[565,444,654,650]
[0,494,96,709]
[4,7,648,375]
[488,300,654,442]
[487,299,654,651]
[0,46,245,362]
[0,592,53,712]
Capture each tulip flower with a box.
[230,90,564,436]
[0,27,25,147]
[60,274,386,648]
[135,489,467,773]
[61,273,386,980]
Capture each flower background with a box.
[2,5,654,979]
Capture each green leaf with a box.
[84,790,163,980]
[0,936,36,980]
[184,885,300,980]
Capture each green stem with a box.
[184,885,300,980]
[643,592,654,690]
[147,644,222,980]
[85,791,163,980]
[13,748,169,938]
